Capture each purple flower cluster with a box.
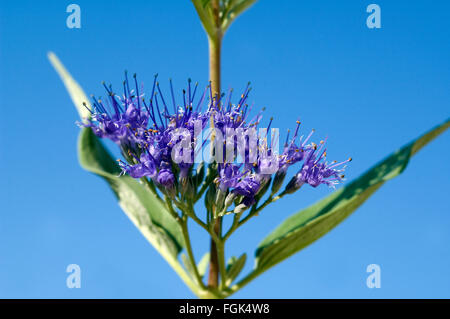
[81,73,211,193]
[81,74,350,208]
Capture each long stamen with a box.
[284,129,291,148]
[191,81,199,105]
[187,78,192,106]
[82,102,93,114]
[302,129,315,147]
[169,78,177,113]
[195,85,208,112]
[154,92,165,129]
[133,74,141,113]
[156,82,169,125]
[124,71,132,100]
[328,157,352,169]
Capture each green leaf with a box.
[221,0,257,32]
[191,0,257,39]
[47,52,91,121]
[191,0,217,39]
[78,128,185,256]
[255,119,450,273]
[201,0,212,8]
[226,253,246,285]
[197,252,210,278]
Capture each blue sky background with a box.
[0,0,449,298]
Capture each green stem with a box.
[229,268,264,295]
[224,194,285,240]
[208,217,221,287]
[174,200,219,241]
[208,36,222,96]
[180,217,206,289]
[195,179,212,202]
[167,254,204,296]
[223,212,242,240]
[207,0,223,290]
[164,196,180,220]
[221,194,288,296]
[239,194,283,227]
[216,238,227,290]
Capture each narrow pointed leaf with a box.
[221,0,257,32]
[191,0,216,39]
[47,52,91,121]
[255,119,450,273]
[226,253,247,286]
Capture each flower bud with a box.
[194,162,205,187]
[283,175,302,194]
[224,192,237,208]
[233,196,255,214]
[255,177,271,202]
[162,184,177,198]
[271,170,287,195]
[204,184,216,212]
[180,176,195,202]
[234,203,249,214]
[205,162,218,184]
[234,195,243,206]
[215,188,227,212]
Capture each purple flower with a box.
[80,75,151,145]
[233,175,260,198]
[83,74,214,182]
[287,142,352,192]
[157,165,175,187]
[278,122,314,171]
[217,163,244,191]
[210,84,252,134]
[81,74,351,210]
[118,152,156,178]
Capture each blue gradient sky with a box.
[0,0,449,298]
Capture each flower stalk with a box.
[206,0,223,289]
